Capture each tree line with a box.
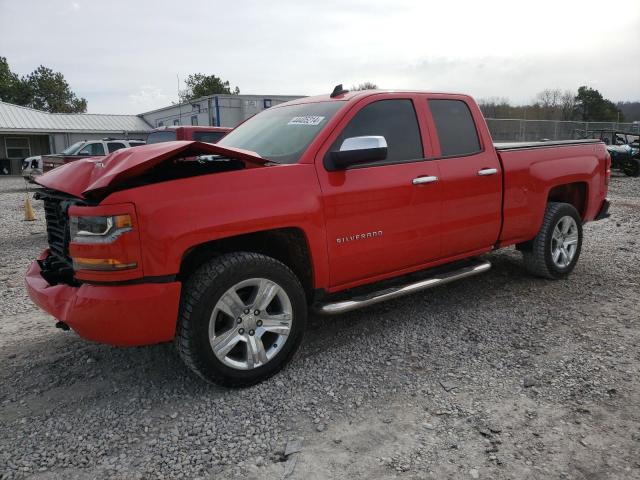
[478,86,638,123]
[350,83,638,122]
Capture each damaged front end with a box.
[35,140,268,201]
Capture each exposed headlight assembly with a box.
[70,214,133,244]
[67,206,140,275]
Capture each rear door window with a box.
[193,131,227,143]
[146,131,177,144]
[329,99,423,165]
[428,100,481,157]
[77,142,106,156]
[107,142,126,153]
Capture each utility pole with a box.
[177,74,182,125]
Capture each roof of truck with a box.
[276,89,469,107]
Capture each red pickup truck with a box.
[145,126,232,144]
[26,86,610,386]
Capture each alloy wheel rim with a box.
[550,215,579,268]
[208,278,292,370]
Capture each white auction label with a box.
[287,116,325,126]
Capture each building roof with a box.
[0,101,152,134]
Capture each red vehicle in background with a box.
[26,86,610,387]
[145,126,232,144]
[41,138,145,174]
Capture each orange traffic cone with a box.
[24,196,36,221]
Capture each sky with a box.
[1,0,639,114]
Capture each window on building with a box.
[173,119,180,126]
[107,142,127,153]
[157,121,164,127]
[263,99,272,109]
[328,99,423,164]
[193,131,226,143]
[191,115,199,126]
[428,99,481,157]
[5,138,30,159]
[77,142,106,156]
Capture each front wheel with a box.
[176,252,307,387]
[522,202,583,279]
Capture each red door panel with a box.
[314,94,443,289]
[319,162,442,287]
[422,96,502,258]
[437,153,502,256]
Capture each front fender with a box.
[102,164,330,289]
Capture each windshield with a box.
[146,131,177,144]
[217,101,344,164]
[60,141,85,155]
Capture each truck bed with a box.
[496,138,607,247]
[494,139,600,151]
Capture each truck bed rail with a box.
[494,139,601,151]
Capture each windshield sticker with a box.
[288,116,325,126]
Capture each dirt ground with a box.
[0,174,639,480]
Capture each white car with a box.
[21,155,43,182]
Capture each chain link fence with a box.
[486,119,639,142]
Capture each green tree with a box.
[179,73,240,102]
[616,101,640,122]
[25,66,87,113]
[575,86,622,122]
[0,57,27,104]
[0,57,87,112]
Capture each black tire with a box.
[622,159,640,177]
[522,202,583,279]
[176,252,307,387]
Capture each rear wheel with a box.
[522,202,583,279]
[622,159,640,177]
[176,252,307,387]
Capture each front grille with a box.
[34,188,86,285]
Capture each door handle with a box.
[412,175,439,185]
[477,168,498,176]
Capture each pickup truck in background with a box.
[26,86,610,387]
[145,126,232,144]
[39,138,145,175]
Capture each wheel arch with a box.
[178,227,315,303]
[546,181,589,219]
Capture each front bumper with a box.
[25,253,181,346]
[594,198,611,221]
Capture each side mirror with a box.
[329,136,387,170]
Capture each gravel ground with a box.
[0,174,638,480]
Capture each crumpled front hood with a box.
[36,141,267,199]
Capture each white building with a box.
[0,101,151,175]
[140,94,303,129]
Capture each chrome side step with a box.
[315,259,491,315]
